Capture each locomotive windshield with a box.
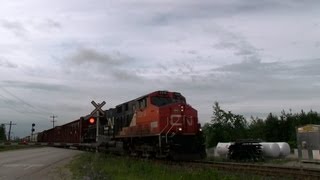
[173,94,186,103]
[151,96,173,106]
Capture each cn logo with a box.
[170,115,182,126]
[107,118,114,128]
[186,116,193,126]
[170,115,193,126]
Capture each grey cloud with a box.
[163,58,320,114]
[32,19,62,32]
[68,48,128,66]
[66,48,144,81]
[0,59,18,68]
[215,59,278,74]
[212,28,260,61]
[212,59,320,99]
[214,58,320,79]
[151,60,195,76]
[144,0,312,26]
[156,63,168,71]
[290,59,320,76]
[111,69,142,81]
[44,19,61,29]
[213,42,237,49]
[187,50,197,55]
[214,40,258,58]
[235,48,256,56]
[1,80,73,92]
[1,20,27,37]
[177,62,194,74]
[209,25,262,61]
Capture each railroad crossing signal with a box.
[90,101,106,147]
[91,101,105,116]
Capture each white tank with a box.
[260,142,280,158]
[216,142,232,156]
[276,142,291,157]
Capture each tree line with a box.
[203,102,320,148]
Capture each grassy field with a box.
[69,153,263,180]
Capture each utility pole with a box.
[4,121,16,141]
[50,115,57,128]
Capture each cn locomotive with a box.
[38,91,206,160]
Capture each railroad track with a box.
[189,160,320,179]
[121,155,320,179]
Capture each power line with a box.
[0,93,30,114]
[0,87,61,131]
[1,87,36,109]
[0,93,48,119]
[0,87,52,115]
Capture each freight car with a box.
[38,91,206,160]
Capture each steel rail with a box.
[189,160,320,179]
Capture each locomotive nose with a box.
[167,103,197,134]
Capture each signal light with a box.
[89,117,95,124]
[31,123,35,133]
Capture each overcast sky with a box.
[0,0,319,138]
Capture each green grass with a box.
[69,153,264,180]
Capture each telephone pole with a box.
[50,115,57,128]
[4,121,16,141]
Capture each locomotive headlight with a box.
[180,105,184,112]
[199,128,202,132]
[178,127,182,131]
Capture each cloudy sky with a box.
[0,0,319,137]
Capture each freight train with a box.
[37,91,206,160]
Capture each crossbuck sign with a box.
[91,101,105,116]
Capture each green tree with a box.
[203,102,248,148]
[247,116,265,140]
[281,110,299,147]
[264,113,280,142]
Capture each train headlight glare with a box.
[178,128,182,131]
[199,128,202,132]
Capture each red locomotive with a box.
[38,91,206,160]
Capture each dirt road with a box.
[0,147,82,180]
